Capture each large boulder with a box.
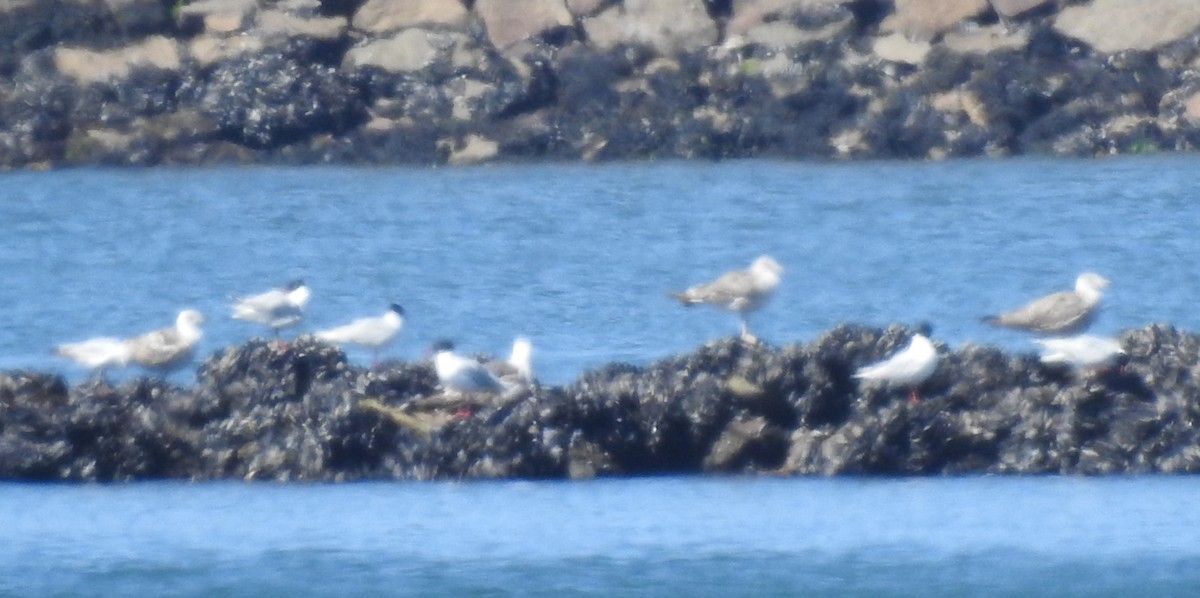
[53,36,181,85]
[941,24,1029,55]
[256,10,348,42]
[475,0,574,50]
[343,29,484,74]
[344,29,443,73]
[1054,0,1200,54]
[880,0,991,40]
[989,0,1052,19]
[177,0,259,34]
[728,0,857,37]
[350,0,469,35]
[582,0,718,55]
[188,34,265,67]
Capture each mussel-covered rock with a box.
[5,324,1200,481]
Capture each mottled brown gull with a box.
[670,255,783,342]
[984,272,1110,335]
[125,309,205,372]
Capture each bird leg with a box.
[91,369,113,391]
[908,388,921,405]
[738,319,759,344]
[272,329,290,351]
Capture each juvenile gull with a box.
[314,304,405,366]
[1035,335,1126,372]
[671,255,783,342]
[854,325,939,404]
[431,340,507,396]
[125,309,205,372]
[55,336,131,379]
[232,279,310,338]
[984,272,1110,335]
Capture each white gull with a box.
[431,340,507,396]
[1035,335,1126,372]
[854,327,939,404]
[232,279,310,337]
[55,336,131,378]
[315,304,405,366]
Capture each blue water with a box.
[3,156,1199,383]
[6,158,1200,595]
[2,477,1199,596]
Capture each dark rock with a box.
[0,75,75,165]
[0,0,1198,166]
[196,50,366,149]
[7,324,1200,481]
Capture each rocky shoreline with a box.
[3,0,1200,169]
[2,323,1199,482]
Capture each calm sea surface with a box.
[3,156,1199,382]
[2,477,1200,596]
[4,157,1200,594]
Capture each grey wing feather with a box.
[991,291,1093,333]
[267,303,304,326]
[237,290,287,311]
[234,291,302,327]
[127,328,190,368]
[679,270,756,305]
[462,363,505,393]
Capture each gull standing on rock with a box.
[314,304,405,366]
[232,279,310,339]
[431,340,507,396]
[854,325,939,404]
[1035,335,1127,373]
[670,255,783,342]
[983,272,1110,335]
[125,309,206,373]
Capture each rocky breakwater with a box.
[4,0,1200,168]
[3,323,1200,482]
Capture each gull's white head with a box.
[751,255,782,275]
[175,309,205,344]
[1075,272,1110,304]
[177,309,205,328]
[1075,272,1110,292]
[750,256,783,289]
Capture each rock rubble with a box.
[3,0,1200,168]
